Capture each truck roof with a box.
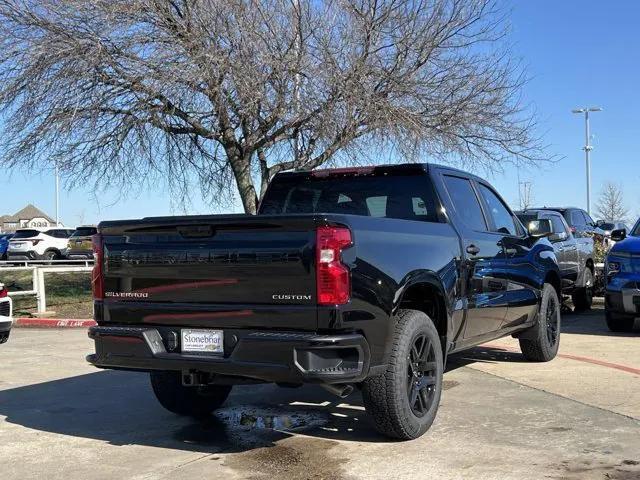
[275,162,485,181]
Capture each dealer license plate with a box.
[181,329,224,354]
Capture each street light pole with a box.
[55,161,60,226]
[572,107,602,216]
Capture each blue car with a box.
[0,233,13,260]
[605,220,640,332]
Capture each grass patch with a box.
[0,269,93,318]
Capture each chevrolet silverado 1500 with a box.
[87,164,562,440]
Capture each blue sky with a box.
[1,0,639,225]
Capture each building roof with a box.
[0,204,55,223]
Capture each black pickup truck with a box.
[88,164,562,440]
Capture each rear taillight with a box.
[31,239,42,246]
[0,285,7,298]
[316,226,352,305]
[91,233,104,300]
[570,226,576,234]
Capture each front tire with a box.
[572,268,594,311]
[150,371,232,417]
[362,309,444,440]
[605,311,635,333]
[519,283,561,362]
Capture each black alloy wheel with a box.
[545,294,559,346]
[406,333,438,417]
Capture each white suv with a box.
[0,283,12,344]
[7,227,75,261]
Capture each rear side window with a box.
[443,176,487,231]
[45,230,64,238]
[12,230,40,239]
[478,184,519,235]
[260,173,442,223]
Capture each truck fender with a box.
[393,270,453,357]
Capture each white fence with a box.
[0,260,93,314]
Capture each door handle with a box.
[466,244,480,256]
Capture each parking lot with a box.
[1,305,638,480]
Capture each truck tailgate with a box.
[97,215,319,330]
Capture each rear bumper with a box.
[87,325,370,384]
[67,250,93,259]
[7,251,40,260]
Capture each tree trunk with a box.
[227,147,258,214]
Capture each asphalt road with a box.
[0,306,639,480]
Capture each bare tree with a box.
[0,0,548,214]
[596,182,628,222]
[518,181,534,210]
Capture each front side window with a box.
[443,176,487,231]
[546,215,568,235]
[571,210,586,227]
[478,184,518,236]
[583,212,595,226]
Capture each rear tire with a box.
[150,371,232,417]
[605,311,635,333]
[519,283,561,362]
[362,309,444,440]
[572,268,594,311]
[44,250,59,265]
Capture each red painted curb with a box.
[14,318,96,328]
[482,342,640,376]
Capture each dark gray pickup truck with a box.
[88,163,562,440]
[517,209,595,310]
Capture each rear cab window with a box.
[260,168,443,223]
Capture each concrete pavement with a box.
[0,306,638,480]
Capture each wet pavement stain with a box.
[443,380,460,390]
[171,405,358,478]
[223,436,350,480]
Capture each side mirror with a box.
[549,231,567,242]
[527,219,552,238]
[611,228,626,242]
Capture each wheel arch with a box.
[394,272,450,358]
[544,269,561,298]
